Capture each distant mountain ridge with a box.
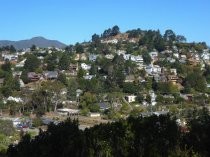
[0,37,66,49]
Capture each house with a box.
[16,59,26,68]
[105,54,114,60]
[187,58,199,66]
[123,54,143,63]
[124,75,135,83]
[101,39,118,44]
[179,55,187,63]
[131,55,143,63]
[43,71,58,80]
[74,54,80,61]
[57,108,79,116]
[0,78,4,87]
[180,94,193,101]
[154,74,167,83]
[167,75,179,83]
[173,53,179,58]
[201,50,210,61]
[140,112,153,117]
[69,63,78,76]
[153,111,169,116]
[76,89,83,98]
[98,102,110,111]
[27,72,41,81]
[170,69,177,75]
[89,112,101,117]
[13,71,22,78]
[89,54,98,62]
[2,54,18,61]
[12,118,21,127]
[149,51,158,60]
[83,75,95,80]
[161,50,173,55]
[123,54,130,61]
[145,64,162,75]
[7,96,23,103]
[149,90,157,106]
[81,63,91,70]
[167,57,176,63]
[125,95,136,103]
[80,53,87,61]
[116,50,126,55]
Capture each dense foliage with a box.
[7,109,210,157]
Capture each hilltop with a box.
[0,36,66,49]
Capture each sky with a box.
[0,0,210,45]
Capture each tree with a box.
[77,68,85,79]
[58,73,68,86]
[142,51,151,65]
[58,53,70,70]
[157,82,179,94]
[1,73,20,97]
[185,71,206,92]
[91,33,100,45]
[102,28,112,38]
[80,92,98,112]
[41,81,64,112]
[65,45,74,53]
[20,70,29,84]
[75,43,84,53]
[176,35,187,43]
[45,52,58,71]
[67,79,78,101]
[30,44,36,51]
[111,25,120,36]
[123,82,139,94]
[24,54,40,71]
[9,45,16,53]
[164,29,176,42]
[0,120,15,136]
[1,60,11,73]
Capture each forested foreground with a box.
[7,109,210,157]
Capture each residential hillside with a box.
[0,25,210,156]
[0,36,66,49]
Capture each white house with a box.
[149,90,157,106]
[81,63,91,70]
[116,50,126,55]
[149,52,158,60]
[57,108,79,116]
[170,68,177,75]
[15,59,26,68]
[123,54,131,60]
[201,50,210,61]
[173,53,179,58]
[145,64,162,75]
[2,54,18,61]
[105,54,114,60]
[83,75,95,80]
[89,112,101,117]
[12,118,21,127]
[130,55,143,63]
[7,96,23,103]
[125,95,136,103]
[101,39,118,44]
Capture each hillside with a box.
[0,37,66,49]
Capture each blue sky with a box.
[0,0,210,45]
